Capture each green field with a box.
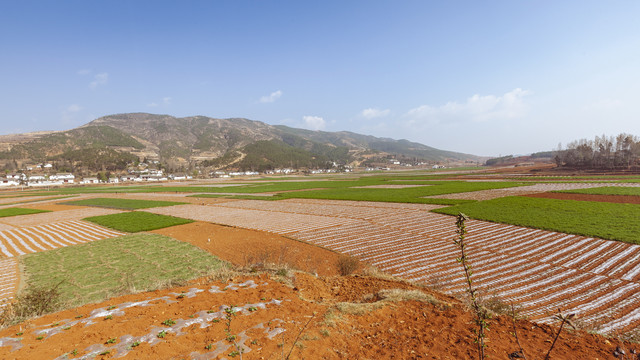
[22,233,227,307]
[434,196,640,243]
[191,179,526,205]
[32,174,526,205]
[0,208,50,218]
[85,212,193,232]
[63,197,186,210]
[557,186,640,196]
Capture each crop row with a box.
[428,182,640,201]
[0,220,125,258]
[0,258,17,307]
[145,198,640,334]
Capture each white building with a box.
[50,173,75,183]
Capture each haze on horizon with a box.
[1,1,639,157]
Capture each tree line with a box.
[554,133,640,169]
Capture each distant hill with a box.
[0,113,483,172]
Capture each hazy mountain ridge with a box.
[0,113,482,171]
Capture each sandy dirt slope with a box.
[0,272,631,359]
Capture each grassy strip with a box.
[0,208,50,218]
[21,233,227,307]
[434,196,640,243]
[556,186,640,196]
[187,180,526,205]
[85,211,193,232]
[63,197,186,210]
[272,181,524,205]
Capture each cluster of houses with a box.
[0,169,194,188]
[0,173,76,187]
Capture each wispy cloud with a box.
[89,73,109,89]
[361,108,390,119]
[259,90,282,103]
[61,104,82,125]
[303,115,326,131]
[406,88,530,126]
[147,96,172,107]
[67,104,82,112]
[587,98,622,110]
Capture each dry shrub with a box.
[336,255,359,276]
[0,282,65,327]
[335,301,383,315]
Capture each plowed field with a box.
[147,198,640,334]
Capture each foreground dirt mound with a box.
[0,271,633,359]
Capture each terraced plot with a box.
[0,220,126,305]
[0,258,18,307]
[147,198,640,334]
[0,220,126,258]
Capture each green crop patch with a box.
[21,233,227,307]
[557,186,640,197]
[84,211,193,232]
[0,207,50,218]
[63,197,185,210]
[192,179,524,205]
[434,196,640,244]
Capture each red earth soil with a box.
[526,192,640,204]
[152,222,345,277]
[0,272,633,359]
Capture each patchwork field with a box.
[426,182,640,201]
[147,197,640,334]
[1,170,640,353]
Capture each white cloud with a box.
[361,108,390,119]
[147,97,171,107]
[406,88,531,125]
[61,104,83,125]
[303,115,326,131]
[67,104,81,112]
[259,90,282,103]
[587,98,622,110]
[89,73,109,89]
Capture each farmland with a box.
[23,233,226,307]
[0,168,639,358]
[144,196,640,333]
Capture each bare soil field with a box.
[0,208,123,227]
[152,222,343,276]
[0,272,630,359]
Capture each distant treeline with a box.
[554,133,640,169]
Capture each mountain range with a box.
[0,113,483,172]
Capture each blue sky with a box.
[1,1,639,156]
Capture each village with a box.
[0,158,448,188]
